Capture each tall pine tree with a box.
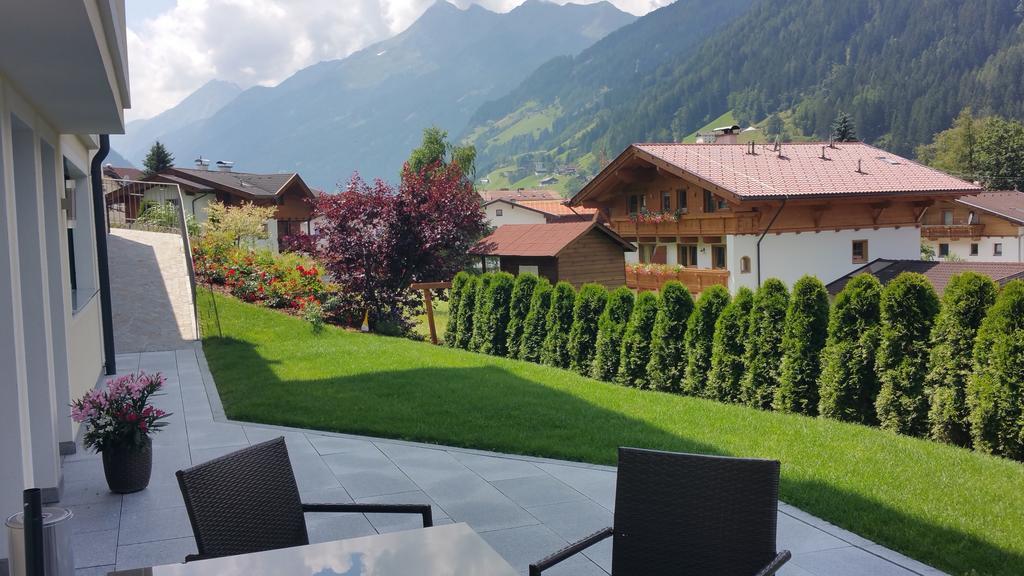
[143,141,175,176]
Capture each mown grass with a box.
[199,288,1024,576]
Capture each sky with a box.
[125,0,671,122]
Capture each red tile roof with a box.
[470,222,634,257]
[480,189,562,202]
[827,259,1024,296]
[956,191,1024,225]
[103,166,144,181]
[517,200,598,218]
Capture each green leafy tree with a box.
[453,275,479,349]
[818,275,884,423]
[976,116,1024,191]
[444,271,471,347]
[683,285,730,396]
[407,126,477,182]
[741,279,790,409]
[142,140,174,176]
[926,272,998,446]
[505,274,540,358]
[774,276,830,415]
[875,273,940,436]
[968,280,1024,459]
[616,291,660,388]
[706,287,753,403]
[591,287,635,381]
[831,111,857,142]
[568,284,609,375]
[477,272,515,356]
[203,201,277,247]
[647,282,694,392]
[519,279,553,363]
[468,273,493,352]
[916,108,985,178]
[541,282,576,368]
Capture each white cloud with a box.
[126,0,671,121]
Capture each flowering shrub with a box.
[71,373,170,452]
[628,263,686,274]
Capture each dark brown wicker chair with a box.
[176,437,432,561]
[529,447,791,576]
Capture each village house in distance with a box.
[568,141,982,293]
[920,190,1024,262]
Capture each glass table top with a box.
[109,523,518,576]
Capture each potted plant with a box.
[71,372,171,493]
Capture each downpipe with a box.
[90,135,117,374]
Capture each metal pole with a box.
[23,488,44,576]
[90,135,117,374]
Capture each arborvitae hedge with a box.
[875,272,940,436]
[519,279,553,363]
[616,291,660,388]
[591,287,635,381]
[477,272,515,356]
[740,279,789,409]
[505,273,541,359]
[647,281,694,392]
[926,272,997,446]
[444,271,471,348]
[468,273,493,352]
[452,274,479,350]
[683,285,730,396]
[568,284,609,375]
[541,282,576,368]
[774,275,830,415]
[968,280,1024,459]
[706,287,753,403]
[818,274,883,423]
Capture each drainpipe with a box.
[90,135,116,375]
[191,191,210,219]
[755,196,787,288]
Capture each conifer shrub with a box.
[740,279,789,409]
[682,285,730,396]
[774,275,830,415]
[706,287,753,403]
[452,275,479,350]
[875,272,940,436]
[591,287,635,381]
[444,271,471,347]
[505,273,541,359]
[477,272,515,356]
[568,284,609,375]
[818,274,884,423]
[541,282,576,368]
[467,273,493,351]
[518,279,553,363]
[968,280,1024,459]
[616,291,660,388]
[926,272,997,446]
[647,281,695,392]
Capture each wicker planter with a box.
[102,436,153,494]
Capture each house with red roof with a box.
[569,141,982,293]
[921,191,1024,262]
[482,198,597,226]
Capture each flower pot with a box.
[101,437,152,494]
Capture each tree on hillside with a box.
[647,281,694,392]
[143,141,174,176]
[774,275,830,415]
[506,273,540,359]
[568,284,609,375]
[916,109,1024,190]
[407,126,477,182]
[741,279,789,409]
[706,287,753,403]
[591,287,634,381]
[683,285,730,397]
[916,108,985,178]
[541,282,576,368]
[926,272,998,446]
[616,291,660,388]
[875,273,940,436]
[831,112,857,142]
[519,279,553,363]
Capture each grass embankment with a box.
[198,288,1024,576]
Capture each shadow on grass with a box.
[201,333,1022,576]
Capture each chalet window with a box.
[703,189,716,213]
[740,256,751,274]
[938,243,949,257]
[994,243,1003,256]
[677,189,687,213]
[639,244,656,263]
[971,243,979,256]
[942,210,953,225]
[661,191,672,212]
[519,265,539,275]
[712,245,727,269]
[678,244,698,267]
[968,211,978,224]
[852,240,868,264]
[628,194,645,215]
[495,209,503,217]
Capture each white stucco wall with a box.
[923,235,1024,263]
[484,200,547,227]
[68,296,103,438]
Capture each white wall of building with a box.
[484,200,547,227]
[923,235,1024,263]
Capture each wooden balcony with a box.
[610,213,760,239]
[921,223,985,239]
[625,265,730,294]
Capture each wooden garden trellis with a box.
[410,281,452,345]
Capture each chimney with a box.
[709,125,741,145]
[216,160,234,172]
[195,156,210,170]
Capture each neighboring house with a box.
[483,198,597,227]
[479,188,562,202]
[470,221,635,289]
[921,191,1024,262]
[102,164,142,181]
[569,142,981,293]
[1,0,130,560]
[827,259,1024,297]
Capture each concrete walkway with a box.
[107,229,196,353]
[60,346,947,576]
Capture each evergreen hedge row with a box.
[591,287,634,381]
[444,271,471,347]
[452,274,479,350]
[468,273,493,352]
[774,275,830,415]
[741,279,789,409]
[683,285,730,397]
[477,272,515,356]
[706,287,753,403]
[617,291,660,388]
[506,273,541,359]
[541,282,576,368]
[647,281,694,392]
[568,284,609,375]
[519,278,553,363]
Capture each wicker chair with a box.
[176,437,432,561]
[529,447,791,576]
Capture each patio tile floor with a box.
[58,346,949,576]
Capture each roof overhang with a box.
[955,197,1024,226]
[1,0,130,134]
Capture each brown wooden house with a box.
[920,191,1024,262]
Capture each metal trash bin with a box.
[6,507,74,576]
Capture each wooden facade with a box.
[921,198,1018,240]
[496,227,628,289]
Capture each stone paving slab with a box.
[60,346,949,576]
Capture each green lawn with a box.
[198,288,1024,576]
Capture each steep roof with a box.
[470,222,634,257]
[103,166,144,181]
[479,189,562,202]
[956,191,1024,225]
[168,168,298,198]
[573,142,981,204]
[517,200,597,218]
[827,259,1024,296]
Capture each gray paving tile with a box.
[114,536,196,571]
[535,463,616,511]
[861,544,950,576]
[525,500,613,543]
[118,505,194,545]
[581,535,612,573]
[306,433,380,456]
[305,511,377,544]
[75,564,117,576]
[442,496,540,533]
[481,524,608,576]
[356,490,451,534]
[451,451,548,482]
[777,512,851,555]
[777,562,817,576]
[323,450,418,498]
[69,500,121,534]
[121,480,185,514]
[59,480,123,507]
[73,528,118,568]
[791,546,917,576]
[492,475,588,508]
[185,420,248,450]
[188,443,250,464]
[61,458,108,484]
[301,485,355,504]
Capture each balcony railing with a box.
[625,265,730,294]
[611,213,760,238]
[921,223,985,239]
